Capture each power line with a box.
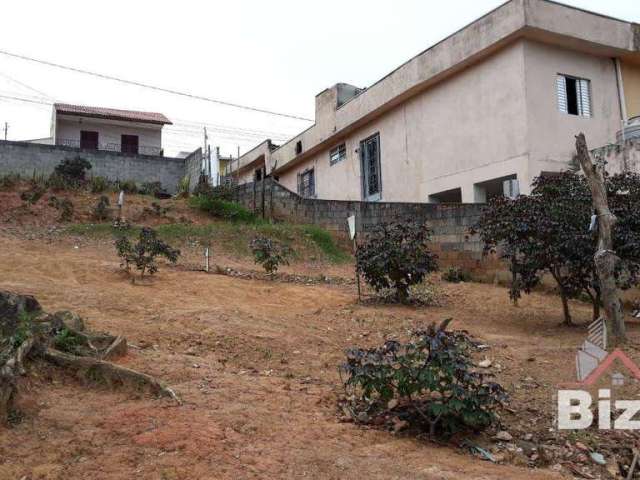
[0,93,286,144]
[0,49,314,122]
[0,71,53,101]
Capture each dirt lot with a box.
[1,188,639,479]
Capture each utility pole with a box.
[3,122,8,141]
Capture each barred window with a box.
[557,74,591,117]
[297,168,315,198]
[329,143,346,166]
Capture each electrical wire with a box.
[0,48,313,122]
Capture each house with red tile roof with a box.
[52,103,172,156]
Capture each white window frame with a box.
[557,74,592,118]
[329,143,346,166]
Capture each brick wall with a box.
[234,178,501,274]
[0,140,187,193]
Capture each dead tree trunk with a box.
[575,133,626,342]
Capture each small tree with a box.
[474,171,640,325]
[341,320,506,437]
[356,222,438,303]
[250,236,291,274]
[115,227,180,279]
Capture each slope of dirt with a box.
[1,232,623,480]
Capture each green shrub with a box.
[89,176,109,193]
[441,266,471,283]
[20,184,46,206]
[92,195,111,221]
[47,196,74,222]
[189,195,256,222]
[139,181,163,196]
[113,179,138,194]
[341,320,506,437]
[115,227,180,278]
[356,222,439,303]
[250,236,292,274]
[53,156,92,187]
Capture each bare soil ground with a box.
[1,187,639,479]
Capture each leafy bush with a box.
[356,222,439,302]
[47,196,74,222]
[340,320,506,437]
[89,176,109,193]
[92,195,111,221]
[113,179,138,194]
[115,227,180,278]
[20,184,46,206]
[139,181,163,196]
[441,266,471,283]
[250,236,291,274]
[53,156,92,187]
[189,195,256,222]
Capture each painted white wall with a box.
[54,115,163,152]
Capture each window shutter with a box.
[297,172,302,195]
[578,79,591,117]
[556,75,568,113]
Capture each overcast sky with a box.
[0,0,638,157]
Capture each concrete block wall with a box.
[184,148,203,191]
[591,138,640,175]
[235,178,492,272]
[0,140,187,193]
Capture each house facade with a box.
[231,0,640,203]
[52,103,172,156]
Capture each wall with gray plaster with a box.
[0,140,187,193]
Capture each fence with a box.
[0,140,191,194]
[232,178,503,275]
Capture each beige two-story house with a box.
[231,0,640,203]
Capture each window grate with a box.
[329,143,346,166]
[297,168,315,198]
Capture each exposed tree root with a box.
[42,348,181,404]
[0,290,180,424]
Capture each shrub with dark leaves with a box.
[47,196,74,222]
[139,181,163,196]
[52,156,92,187]
[115,227,180,279]
[20,183,46,206]
[340,319,506,437]
[473,171,640,325]
[250,236,291,274]
[92,195,111,221]
[356,222,438,302]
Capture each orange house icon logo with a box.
[580,349,640,386]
